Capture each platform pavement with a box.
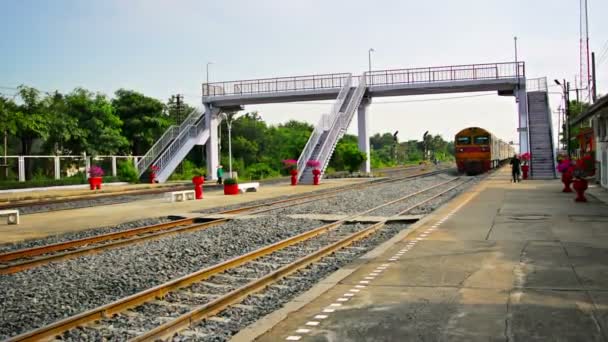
[249,168,608,342]
[0,178,367,244]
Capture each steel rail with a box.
[0,166,443,274]
[6,177,460,342]
[0,184,193,210]
[132,178,469,341]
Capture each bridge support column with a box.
[516,88,530,155]
[358,98,371,173]
[205,105,221,181]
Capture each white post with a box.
[516,88,530,154]
[358,99,371,173]
[133,157,138,170]
[85,156,91,177]
[205,105,220,180]
[18,156,25,182]
[228,121,233,178]
[112,156,117,177]
[54,156,60,180]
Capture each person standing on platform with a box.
[217,164,224,185]
[510,154,521,183]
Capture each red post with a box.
[521,165,529,180]
[312,169,321,185]
[290,169,298,186]
[192,176,204,199]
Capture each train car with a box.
[455,127,514,175]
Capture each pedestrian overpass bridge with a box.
[135,62,556,183]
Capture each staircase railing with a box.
[136,109,202,176]
[297,75,352,179]
[317,75,367,175]
[153,114,206,178]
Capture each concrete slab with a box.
[0,178,367,244]
[253,168,608,342]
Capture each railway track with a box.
[6,176,468,342]
[0,167,449,275]
[0,164,441,214]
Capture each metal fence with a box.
[0,155,142,182]
[526,77,548,92]
[202,73,352,96]
[365,62,526,86]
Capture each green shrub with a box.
[223,178,238,185]
[117,160,139,183]
[245,163,278,180]
[169,159,206,181]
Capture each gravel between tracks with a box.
[276,174,456,216]
[0,217,173,254]
[0,217,324,339]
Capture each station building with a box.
[571,94,608,189]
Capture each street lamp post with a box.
[220,113,237,178]
[554,79,571,159]
[368,48,375,83]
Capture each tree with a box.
[14,86,51,155]
[341,143,366,173]
[113,89,171,155]
[0,95,18,138]
[64,88,127,155]
[43,91,82,154]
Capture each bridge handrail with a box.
[527,77,548,92]
[317,75,367,174]
[154,114,206,177]
[136,109,202,176]
[203,72,351,97]
[365,62,525,87]
[296,75,352,179]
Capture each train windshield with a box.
[474,135,490,145]
[456,136,471,145]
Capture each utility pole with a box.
[591,52,597,102]
[170,94,185,173]
[566,81,571,159]
[172,94,184,125]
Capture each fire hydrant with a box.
[312,169,321,185]
[149,165,159,184]
[521,164,529,180]
[192,175,204,199]
[149,172,156,184]
[290,169,298,186]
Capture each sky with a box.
[1,0,607,145]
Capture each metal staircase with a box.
[298,75,367,184]
[136,110,209,183]
[527,90,556,179]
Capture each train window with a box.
[474,135,490,145]
[456,136,471,145]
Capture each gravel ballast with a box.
[0,217,324,339]
[0,169,477,340]
[0,217,173,254]
[276,174,456,216]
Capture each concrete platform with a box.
[249,168,608,342]
[0,178,368,244]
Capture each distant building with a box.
[571,95,608,188]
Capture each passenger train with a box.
[455,127,514,175]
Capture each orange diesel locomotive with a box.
[455,127,514,175]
